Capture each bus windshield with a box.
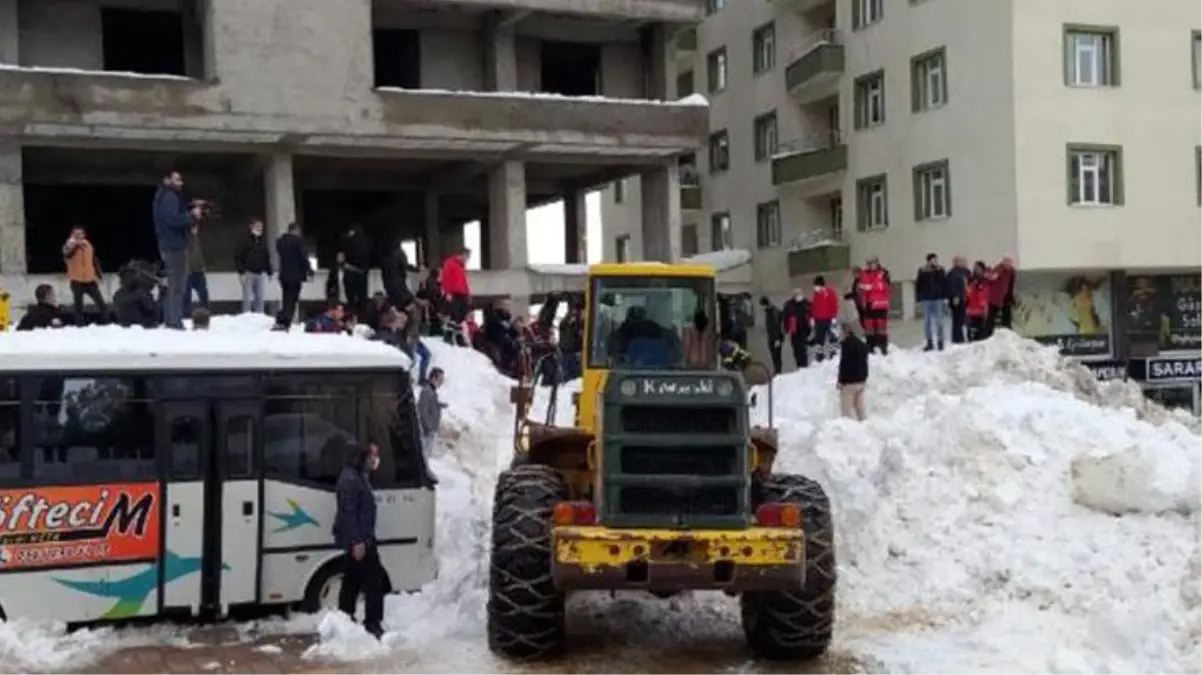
[587,275,717,370]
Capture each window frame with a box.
[1064,25,1121,88]
[852,0,883,30]
[707,0,726,15]
[710,212,732,251]
[853,70,886,130]
[755,200,782,249]
[615,234,631,262]
[708,129,730,173]
[913,159,952,221]
[855,174,889,231]
[707,47,728,93]
[1066,144,1124,207]
[829,196,844,238]
[911,47,948,112]
[752,22,776,75]
[752,111,778,163]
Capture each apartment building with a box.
[603,0,1201,377]
[0,0,707,309]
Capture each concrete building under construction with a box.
[0,0,707,307]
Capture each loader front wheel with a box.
[487,464,569,659]
[741,473,836,660]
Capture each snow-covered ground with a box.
[1,319,1198,673]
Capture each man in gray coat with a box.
[417,367,446,456]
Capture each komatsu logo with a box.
[640,378,715,396]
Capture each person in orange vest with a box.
[810,275,840,362]
[856,257,892,354]
[965,261,991,341]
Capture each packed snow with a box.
[0,319,1198,673]
[0,64,195,81]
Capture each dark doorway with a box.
[299,190,421,269]
[373,29,421,89]
[101,8,187,76]
[23,184,159,274]
[539,41,601,97]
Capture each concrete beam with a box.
[423,0,705,24]
[496,9,532,28]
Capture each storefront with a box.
[1126,355,1201,415]
[1121,273,1201,415]
[1012,272,1114,357]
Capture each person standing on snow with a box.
[836,323,869,421]
[810,276,840,362]
[333,442,385,640]
[984,255,1017,333]
[338,224,371,314]
[152,170,200,329]
[965,261,991,341]
[857,257,892,355]
[759,296,784,375]
[915,253,948,352]
[945,256,971,344]
[417,367,446,456]
[275,222,313,326]
[62,226,108,325]
[440,247,472,326]
[234,219,273,314]
[781,289,811,369]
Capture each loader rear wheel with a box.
[741,473,836,660]
[487,463,569,659]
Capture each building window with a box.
[856,175,888,231]
[1067,145,1123,206]
[753,112,778,162]
[852,0,883,30]
[707,0,726,15]
[682,224,699,257]
[615,235,630,262]
[853,70,885,129]
[756,200,782,249]
[913,160,951,220]
[829,196,844,238]
[1193,31,1201,89]
[711,212,732,251]
[708,130,730,173]
[707,48,728,93]
[613,179,625,203]
[753,22,776,74]
[911,47,947,111]
[1064,27,1119,87]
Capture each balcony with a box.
[408,0,706,22]
[785,30,844,104]
[770,0,836,15]
[772,131,847,196]
[787,230,850,277]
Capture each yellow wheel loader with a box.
[487,262,836,660]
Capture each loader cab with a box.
[574,264,718,431]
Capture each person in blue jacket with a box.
[152,170,199,329]
[332,442,384,639]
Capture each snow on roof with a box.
[0,324,411,372]
[375,86,708,107]
[0,64,193,81]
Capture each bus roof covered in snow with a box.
[0,326,411,372]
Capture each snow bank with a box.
[1071,444,1201,516]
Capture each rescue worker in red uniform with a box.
[965,261,991,341]
[856,257,892,354]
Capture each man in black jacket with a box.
[381,241,417,315]
[759,296,784,375]
[235,219,273,314]
[781,289,811,370]
[338,224,371,314]
[944,255,970,344]
[836,324,869,421]
[16,284,67,330]
[275,222,312,326]
[914,253,948,351]
[332,443,384,639]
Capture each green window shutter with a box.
[1109,30,1121,86]
[1112,149,1124,205]
[910,58,921,112]
[1063,29,1073,85]
[853,83,864,130]
[852,0,861,30]
[944,162,953,216]
[1065,148,1076,205]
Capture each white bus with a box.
[0,328,437,623]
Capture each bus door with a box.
[160,399,262,616]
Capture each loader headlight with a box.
[620,380,638,397]
[717,380,734,397]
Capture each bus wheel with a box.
[301,557,393,614]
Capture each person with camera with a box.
[152,170,201,329]
[62,225,108,325]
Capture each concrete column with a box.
[563,189,586,264]
[423,192,441,268]
[643,23,675,100]
[484,23,518,91]
[0,141,26,275]
[0,0,18,65]
[487,162,527,269]
[640,164,681,262]
[263,153,296,271]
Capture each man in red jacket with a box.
[810,275,840,362]
[984,255,1016,335]
[857,257,892,355]
[440,247,472,325]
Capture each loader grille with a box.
[619,445,740,476]
[617,486,740,518]
[620,406,737,435]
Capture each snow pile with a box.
[755,330,1201,673]
[0,619,189,672]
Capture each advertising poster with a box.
[1125,273,1201,352]
[1012,273,1113,357]
[0,482,160,570]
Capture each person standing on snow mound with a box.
[333,442,385,640]
[857,257,892,355]
[836,323,869,421]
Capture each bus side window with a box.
[224,415,255,479]
[264,375,359,487]
[0,376,18,483]
[169,414,205,480]
[32,377,155,482]
[363,373,428,489]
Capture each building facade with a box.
[0,0,708,309]
[601,0,1201,380]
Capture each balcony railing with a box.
[787,228,850,276]
[772,130,847,185]
[785,29,844,101]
